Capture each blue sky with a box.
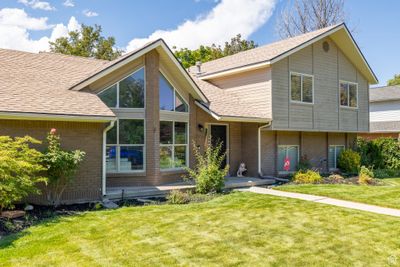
[0,0,398,86]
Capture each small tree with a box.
[387,74,400,86]
[42,129,85,207]
[185,140,228,194]
[0,136,47,212]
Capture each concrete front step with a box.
[105,177,276,200]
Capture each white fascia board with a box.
[160,42,208,102]
[70,41,163,91]
[198,61,271,80]
[0,112,116,123]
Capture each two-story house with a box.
[0,23,377,204]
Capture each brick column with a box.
[145,50,160,184]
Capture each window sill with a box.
[290,101,314,106]
[278,171,296,175]
[340,106,358,110]
[107,171,146,177]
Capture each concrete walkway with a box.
[239,186,400,218]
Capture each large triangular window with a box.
[99,67,145,108]
[159,72,188,112]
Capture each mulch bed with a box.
[0,197,166,237]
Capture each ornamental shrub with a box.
[185,140,228,194]
[293,169,322,184]
[166,190,191,204]
[337,149,361,174]
[358,166,374,185]
[42,129,85,207]
[0,136,47,211]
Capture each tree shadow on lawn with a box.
[0,212,87,249]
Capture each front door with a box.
[210,124,228,168]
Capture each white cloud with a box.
[63,0,74,7]
[18,0,55,11]
[126,0,276,51]
[0,8,80,52]
[83,9,99,17]
[0,8,51,30]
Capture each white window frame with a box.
[290,72,314,104]
[339,80,358,109]
[277,145,300,173]
[106,119,146,173]
[98,66,146,110]
[328,145,345,170]
[160,120,189,171]
[159,70,189,113]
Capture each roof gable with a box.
[70,39,208,102]
[195,24,377,84]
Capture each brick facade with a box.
[0,119,105,204]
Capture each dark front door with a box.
[210,124,228,168]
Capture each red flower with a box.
[50,128,57,135]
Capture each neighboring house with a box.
[359,86,400,140]
[0,23,377,204]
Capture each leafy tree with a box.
[174,34,257,68]
[42,129,85,207]
[49,24,122,60]
[0,136,47,212]
[387,74,400,86]
[276,0,346,38]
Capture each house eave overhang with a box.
[197,61,271,80]
[195,101,271,123]
[0,111,117,123]
[69,39,208,103]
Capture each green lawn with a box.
[1,192,400,266]
[277,178,400,209]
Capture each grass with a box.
[1,192,400,266]
[277,178,400,209]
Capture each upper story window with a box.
[159,72,188,112]
[340,81,358,108]
[99,67,145,109]
[290,72,313,104]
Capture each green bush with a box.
[42,129,85,207]
[358,166,374,185]
[356,137,400,170]
[166,190,191,204]
[185,140,228,194]
[337,149,361,174]
[293,170,322,184]
[373,169,400,179]
[0,136,47,212]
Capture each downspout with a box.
[258,121,271,176]
[102,120,116,197]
